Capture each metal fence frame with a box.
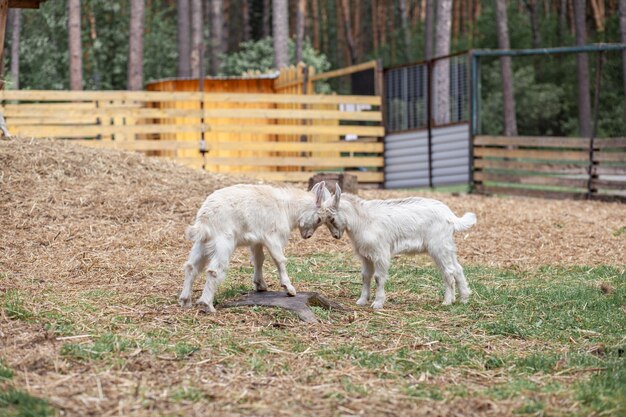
[468,43,626,200]
[384,51,472,188]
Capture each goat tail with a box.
[453,212,477,232]
[185,221,211,242]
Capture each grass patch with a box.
[61,333,134,361]
[0,388,53,417]
[0,360,14,380]
[2,290,33,321]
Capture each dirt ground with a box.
[1,137,624,416]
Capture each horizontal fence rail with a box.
[1,90,384,184]
[473,135,626,201]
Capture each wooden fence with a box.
[0,89,384,184]
[473,135,626,200]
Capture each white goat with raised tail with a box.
[308,185,476,309]
[179,183,330,313]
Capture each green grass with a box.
[0,388,53,417]
[2,258,625,415]
[0,361,52,417]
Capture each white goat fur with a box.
[179,184,325,313]
[320,188,476,308]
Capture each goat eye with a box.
[316,218,321,225]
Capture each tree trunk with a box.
[496,0,518,136]
[424,0,434,60]
[339,0,357,65]
[190,0,203,78]
[9,9,20,89]
[242,0,251,42]
[263,0,271,38]
[177,0,191,77]
[525,0,542,49]
[295,0,306,63]
[573,0,591,137]
[399,0,412,61]
[68,0,83,90]
[311,0,319,50]
[273,0,289,69]
[210,0,223,75]
[127,0,145,91]
[434,0,452,125]
[558,0,567,43]
[619,0,626,123]
[0,0,7,92]
[371,0,378,52]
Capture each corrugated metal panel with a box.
[385,124,470,189]
[384,129,429,188]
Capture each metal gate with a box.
[384,53,471,189]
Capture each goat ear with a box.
[314,181,326,207]
[310,181,322,195]
[333,184,342,208]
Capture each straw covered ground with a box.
[1,137,625,416]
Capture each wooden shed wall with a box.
[146,78,277,173]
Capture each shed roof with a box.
[9,0,48,9]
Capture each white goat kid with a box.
[179,183,329,313]
[319,185,476,309]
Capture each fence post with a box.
[426,59,434,189]
[469,52,480,192]
[587,51,605,199]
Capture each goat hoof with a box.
[197,301,216,314]
[371,301,384,309]
[442,300,453,306]
[179,297,193,309]
[255,283,268,292]
[356,298,368,306]
[284,285,297,297]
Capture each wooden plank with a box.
[274,61,378,88]
[70,139,384,153]
[594,137,626,148]
[474,171,588,188]
[8,117,100,125]
[594,152,626,162]
[474,147,588,161]
[0,90,382,106]
[227,170,384,183]
[473,158,588,174]
[591,179,626,190]
[203,108,382,121]
[474,135,591,149]
[3,107,204,119]
[2,106,382,122]
[310,60,378,81]
[208,123,384,137]
[474,184,586,200]
[593,166,626,175]
[12,124,206,138]
[14,123,384,138]
[192,156,384,167]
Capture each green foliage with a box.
[9,0,177,90]
[219,37,331,77]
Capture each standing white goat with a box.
[179,183,330,313]
[303,185,476,309]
